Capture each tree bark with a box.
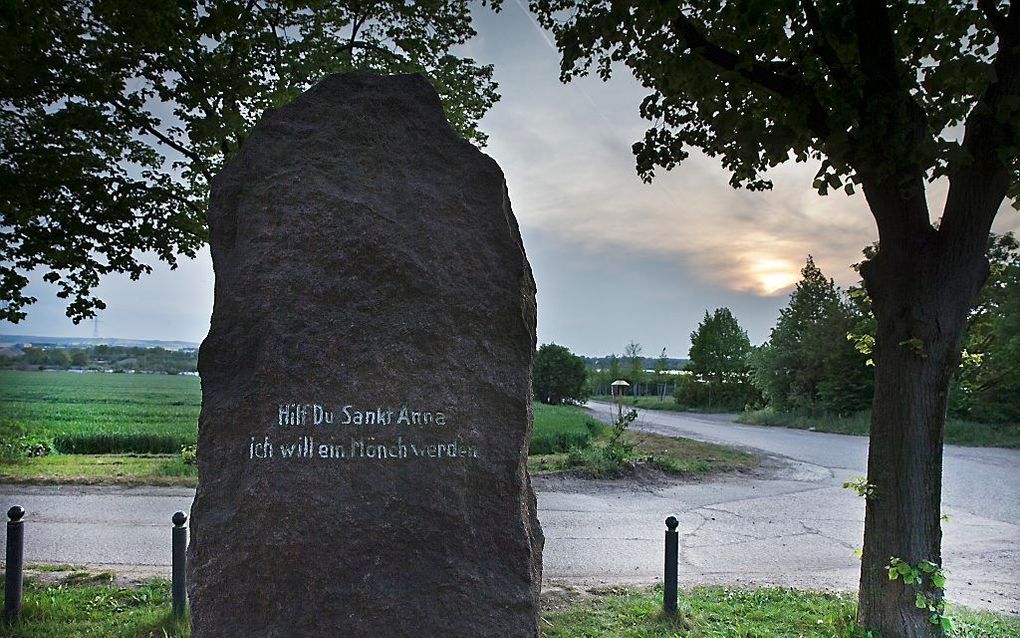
[857,201,989,637]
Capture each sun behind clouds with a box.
[747,258,800,295]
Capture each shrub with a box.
[564,409,637,477]
[565,441,633,478]
[673,377,759,411]
[180,444,197,465]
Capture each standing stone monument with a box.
[189,72,543,637]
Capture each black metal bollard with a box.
[171,511,188,619]
[4,506,25,625]
[663,515,679,616]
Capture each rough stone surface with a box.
[189,72,543,637]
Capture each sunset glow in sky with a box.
[3,4,1019,357]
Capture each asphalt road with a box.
[1,404,1017,613]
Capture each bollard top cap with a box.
[8,505,25,522]
[665,515,679,531]
[172,511,188,526]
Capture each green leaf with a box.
[915,592,928,609]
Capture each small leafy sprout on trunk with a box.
[842,476,876,499]
[887,557,952,631]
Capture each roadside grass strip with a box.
[540,586,1020,638]
[591,395,725,413]
[739,408,1020,449]
[621,430,758,475]
[530,402,606,455]
[0,454,197,486]
[2,578,1017,638]
[0,576,189,638]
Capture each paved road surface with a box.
[1,403,1017,614]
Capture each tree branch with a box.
[977,0,1018,40]
[111,97,213,184]
[799,0,855,97]
[337,40,407,65]
[251,1,287,81]
[940,14,1020,256]
[848,0,935,242]
[852,1,905,105]
[669,11,831,138]
[342,10,368,60]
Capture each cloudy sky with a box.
[4,3,1019,357]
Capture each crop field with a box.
[0,371,597,455]
[1,371,200,453]
[0,371,750,484]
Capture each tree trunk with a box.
[857,231,988,637]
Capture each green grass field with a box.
[1,371,600,455]
[1,371,200,449]
[0,371,754,484]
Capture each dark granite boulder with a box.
[189,72,543,638]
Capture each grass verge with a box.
[530,402,605,454]
[0,454,197,486]
[3,577,1017,638]
[739,408,1020,448]
[0,575,189,638]
[621,429,757,474]
[529,404,757,479]
[554,429,757,479]
[542,585,1019,638]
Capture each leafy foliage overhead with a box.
[531,1,1019,203]
[1,0,500,323]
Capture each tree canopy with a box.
[947,233,1019,422]
[676,307,757,410]
[533,343,588,405]
[750,257,872,415]
[1,0,500,323]
[532,0,1018,209]
[687,307,752,382]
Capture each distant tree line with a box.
[586,344,680,400]
[2,345,198,375]
[533,342,684,406]
[678,233,1019,423]
[526,235,1019,421]
[579,354,688,372]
